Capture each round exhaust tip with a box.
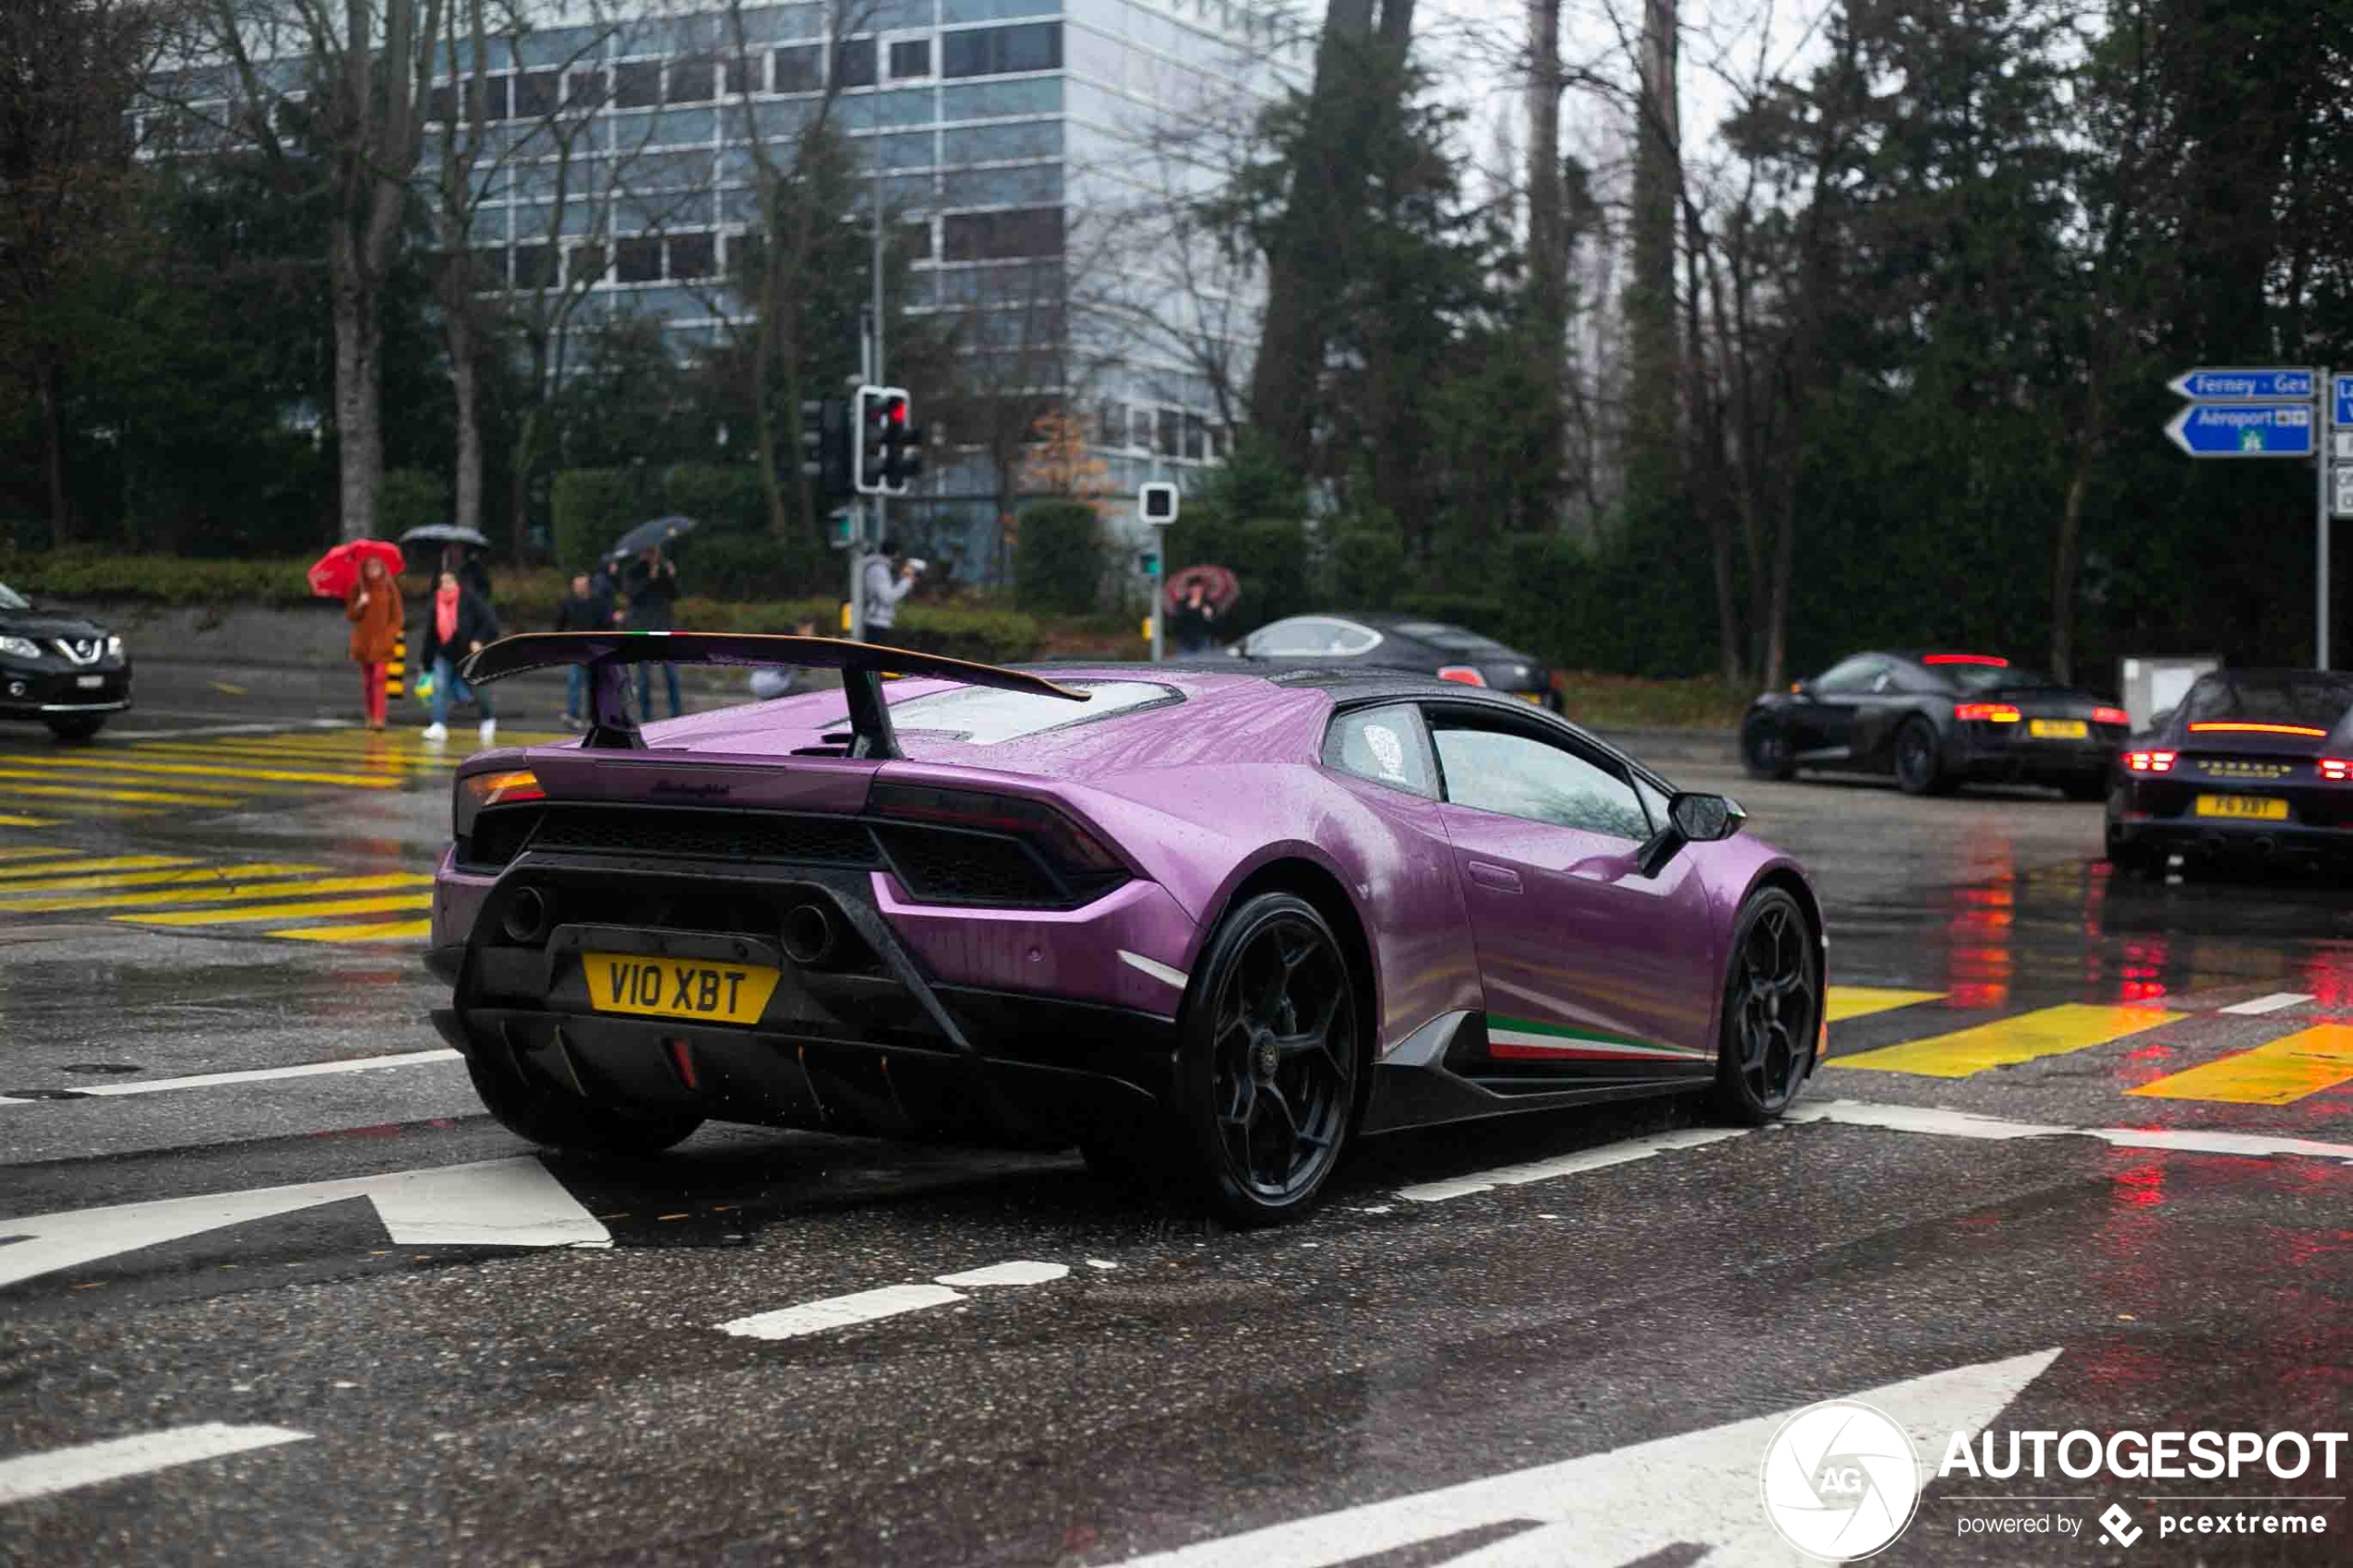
[781,903,836,967]
[499,886,550,945]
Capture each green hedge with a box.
[1013,502,1109,615]
[549,469,648,571]
[0,550,322,607]
[552,465,792,576]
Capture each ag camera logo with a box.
[1760,1399,1923,1560]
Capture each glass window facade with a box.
[943,22,1063,79]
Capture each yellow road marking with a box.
[270,918,432,942]
[125,893,431,926]
[0,864,323,899]
[0,855,196,881]
[0,780,250,806]
[1833,1003,2184,1078]
[5,872,431,915]
[1825,985,1947,1023]
[0,765,248,800]
[0,754,401,789]
[2128,1024,2353,1105]
[0,847,69,860]
[0,815,62,827]
[128,742,458,772]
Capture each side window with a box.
[1632,772,1673,836]
[1429,721,1651,841]
[1249,618,1343,657]
[1323,704,1435,798]
[1813,656,1885,696]
[1890,660,1943,694]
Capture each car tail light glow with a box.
[1954,703,2021,722]
[2092,707,2130,727]
[2122,750,2176,773]
[869,781,1126,878]
[463,769,545,809]
[1437,666,1487,687]
[2185,721,2328,737]
[1924,654,2009,667]
[2322,758,2352,782]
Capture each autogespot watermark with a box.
[1762,1405,2347,1560]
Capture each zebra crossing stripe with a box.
[1832,1003,2183,1078]
[2130,1022,2353,1106]
[0,864,321,899]
[3,872,429,916]
[0,855,196,881]
[268,918,431,942]
[124,893,430,927]
[1824,985,1947,1022]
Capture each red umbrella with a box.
[1165,563,1240,611]
[308,540,405,599]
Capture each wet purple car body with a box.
[429,634,1826,1219]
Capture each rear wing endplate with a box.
[459,631,1089,757]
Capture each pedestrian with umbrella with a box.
[308,540,406,731]
[1164,564,1239,656]
[609,517,695,720]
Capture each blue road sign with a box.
[2169,368,2315,402]
[2334,374,2353,427]
[2164,403,2314,458]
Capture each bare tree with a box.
[183,0,444,543]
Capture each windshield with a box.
[2181,671,2353,730]
[0,582,27,611]
[850,680,1177,745]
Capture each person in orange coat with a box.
[346,554,402,731]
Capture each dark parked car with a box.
[1227,613,1558,709]
[0,581,132,740]
[2107,668,2353,878]
[1742,650,2129,798]
[429,633,1822,1224]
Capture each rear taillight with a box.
[868,782,1126,878]
[454,768,544,839]
[2322,759,2351,782]
[1437,666,1487,687]
[2187,721,2328,737]
[1955,703,2021,723]
[2122,750,2176,773]
[2092,707,2130,727]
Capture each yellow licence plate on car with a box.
[2028,719,2088,739]
[2195,795,2288,822]
[1516,693,1546,706]
[582,953,782,1025]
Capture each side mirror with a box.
[1639,792,1747,878]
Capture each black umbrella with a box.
[398,523,492,548]
[606,514,698,562]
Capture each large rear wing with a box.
[459,631,1089,757]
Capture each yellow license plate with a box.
[1516,692,1547,706]
[2028,719,2088,739]
[2195,795,2288,822]
[583,952,781,1024]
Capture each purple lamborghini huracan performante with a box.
[426,633,1827,1223]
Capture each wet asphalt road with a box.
[0,693,2347,1566]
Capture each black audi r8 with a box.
[1228,613,1559,709]
[2106,668,2353,877]
[1742,650,2129,798]
[0,581,132,740]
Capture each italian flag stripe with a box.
[1488,1014,1709,1061]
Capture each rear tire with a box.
[2061,774,2108,803]
[44,714,105,742]
[1893,718,1951,796]
[1711,889,1820,1124]
[465,1052,703,1157]
[1741,718,1795,781]
[1171,892,1361,1225]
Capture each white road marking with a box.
[719,1284,964,1341]
[1086,1259,1119,1271]
[0,1158,609,1289]
[1106,1349,2063,1567]
[0,1049,461,1107]
[1117,949,1190,990]
[936,1261,1068,1286]
[1396,1127,1750,1202]
[1791,1098,2353,1162]
[2220,991,2316,1016]
[0,1424,311,1507]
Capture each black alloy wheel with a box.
[1176,892,1360,1224]
[1742,718,1795,781]
[464,1052,704,1158]
[1712,888,1819,1123]
[1894,718,1950,796]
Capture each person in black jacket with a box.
[623,545,682,719]
[419,569,502,744]
[554,571,613,729]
